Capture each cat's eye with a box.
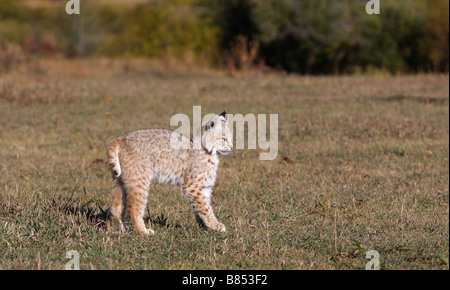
[223,137,228,142]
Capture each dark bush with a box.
[207,0,449,74]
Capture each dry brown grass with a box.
[0,58,448,269]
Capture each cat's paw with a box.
[212,222,226,233]
[138,228,155,236]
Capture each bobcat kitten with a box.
[106,111,233,235]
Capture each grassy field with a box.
[0,58,448,270]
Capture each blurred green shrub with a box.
[424,0,449,72]
[98,0,221,64]
[0,0,448,74]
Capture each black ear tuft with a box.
[220,111,227,117]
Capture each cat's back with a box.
[124,128,171,144]
[121,128,192,158]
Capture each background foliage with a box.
[0,0,449,74]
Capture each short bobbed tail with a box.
[107,137,125,178]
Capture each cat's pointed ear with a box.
[219,111,228,122]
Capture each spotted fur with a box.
[106,112,233,235]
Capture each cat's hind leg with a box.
[107,178,127,232]
[125,178,155,235]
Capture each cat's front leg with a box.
[182,185,226,232]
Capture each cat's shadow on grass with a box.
[59,199,181,231]
[59,199,108,229]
